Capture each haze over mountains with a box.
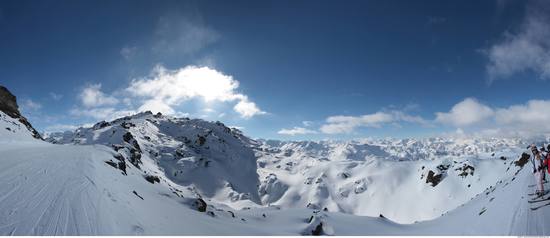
[1,85,550,235]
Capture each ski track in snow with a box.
[0,143,104,235]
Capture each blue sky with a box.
[2,0,550,140]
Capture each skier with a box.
[530,145,545,197]
[540,146,547,182]
[546,144,550,179]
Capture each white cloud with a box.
[127,65,265,118]
[278,127,318,136]
[137,99,175,115]
[435,98,494,127]
[70,107,135,121]
[120,46,138,60]
[153,14,219,55]
[485,0,550,80]
[302,121,314,127]
[43,124,80,133]
[79,84,119,108]
[435,97,550,138]
[493,99,550,137]
[320,111,427,134]
[233,97,266,119]
[22,99,42,111]
[49,92,63,101]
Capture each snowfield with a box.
[2,109,550,235]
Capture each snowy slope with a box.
[255,138,527,223]
[45,111,261,208]
[1,92,548,235]
[1,112,39,143]
[1,134,547,235]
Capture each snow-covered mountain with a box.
[2,85,550,235]
[254,138,529,223]
[46,111,261,207]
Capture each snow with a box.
[0,112,38,143]
[2,110,550,235]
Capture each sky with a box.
[2,0,550,140]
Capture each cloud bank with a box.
[435,98,550,138]
[320,110,429,134]
[69,65,265,125]
[485,0,550,80]
[278,127,318,136]
[435,98,494,127]
[127,65,265,119]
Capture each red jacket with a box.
[545,154,550,173]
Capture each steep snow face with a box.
[46,112,261,207]
[255,138,528,223]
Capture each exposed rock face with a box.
[426,170,443,187]
[194,198,207,212]
[514,153,530,168]
[0,86,19,117]
[0,86,42,140]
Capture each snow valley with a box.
[1,85,549,235]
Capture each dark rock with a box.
[113,154,124,161]
[426,170,443,187]
[436,164,450,171]
[514,153,530,168]
[133,190,144,200]
[0,86,43,140]
[144,175,160,184]
[311,222,323,236]
[194,198,207,212]
[92,121,110,130]
[118,161,127,175]
[456,164,475,178]
[105,161,118,168]
[306,203,320,209]
[478,208,486,215]
[197,135,206,146]
[121,122,135,129]
[0,86,19,118]
[123,132,133,143]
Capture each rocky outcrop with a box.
[514,153,530,168]
[0,86,42,140]
[194,198,207,212]
[426,170,443,187]
[0,86,19,117]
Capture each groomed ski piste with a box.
[1,89,550,235]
